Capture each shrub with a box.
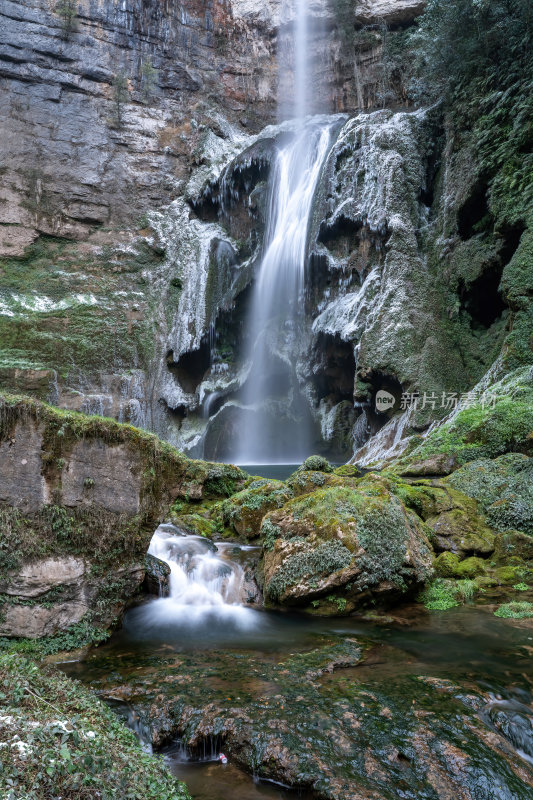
[494,601,533,619]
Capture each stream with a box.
[60,531,533,800]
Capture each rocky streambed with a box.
[60,596,533,800]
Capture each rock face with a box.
[0,394,245,638]
[261,475,433,611]
[0,0,429,459]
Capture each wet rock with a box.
[262,475,433,611]
[144,554,171,597]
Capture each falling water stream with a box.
[234,123,334,464]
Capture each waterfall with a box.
[231,0,334,464]
[234,122,333,463]
[125,527,261,636]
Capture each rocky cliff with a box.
[0,0,430,455]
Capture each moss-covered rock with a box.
[426,507,496,557]
[286,469,351,497]
[262,480,433,612]
[445,453,533,534]
[433,552,487,579]
[493,530,533,563]
[299,455,334,472]
[217,479,293,539]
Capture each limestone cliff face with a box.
[0,0,424,254]
[0,0,426,444]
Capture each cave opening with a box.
[457,181,492,240]
[458,262,506,330]
[167,340,212,394]
[312,332,356,405]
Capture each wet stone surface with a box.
[61,606,533,800]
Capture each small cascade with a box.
[126,527,261,637]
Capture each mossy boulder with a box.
[426,507,496,556]
[218,479,293,539]
[286,470,351,498]
[434,552,487,579]
[299,455,333,472]
[493,529,533,563]
[262,480,433,612]
[172,513,219,538]
[445,453,533,535]
[390,478,456,519]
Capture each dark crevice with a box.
[457,181,492,240]
[458,262,506,329]
[312,333,356,404]
[498,221,525,265]
[167,341,212,394]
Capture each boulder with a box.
[262,478,433,612]
[426,508,496,556]
[219,479,293,539]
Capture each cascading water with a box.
[125,526,262,640]
[234,122,334,464]
[230,0,335,464]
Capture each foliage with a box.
[494,601,533,619]
[141,59,159,103]
[0,653,191,799]
[55,0,77,38]
[0,620,109,658]
[111,72,129,129]
[418,578,478,610]
[513,583,530,591]
[262,518,282,552]
[411,0,533,223]
[265,542,352,602]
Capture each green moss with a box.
[0,653,191,798]
[400,368,533,468]
[265,542,353,603]
[433,551,462,578]
[454,557,487,579]
[0,237,164,384]
[434,552,487,579]
[299,455,333,473]
[513,583,530,591]
[494,601,533,619]
[494,564,529,585]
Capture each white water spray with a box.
[130,527,260,633]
